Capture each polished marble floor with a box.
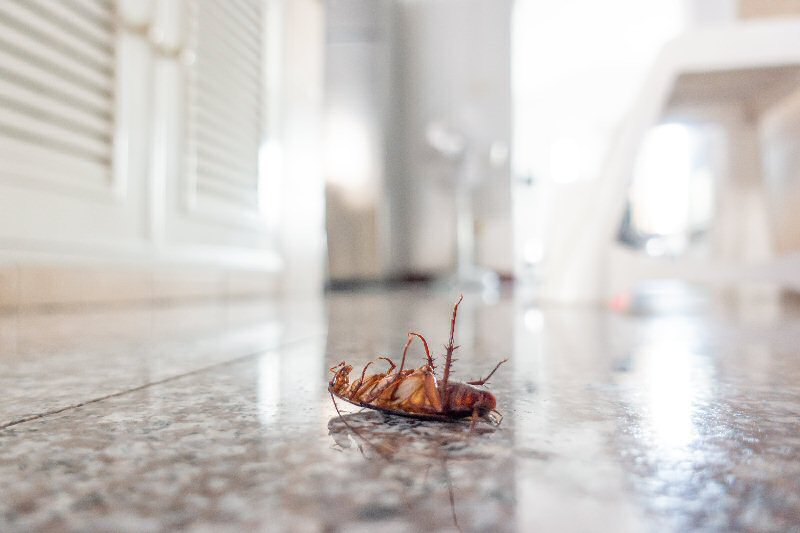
[1,288,799,532]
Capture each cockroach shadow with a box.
[327,410,497,460]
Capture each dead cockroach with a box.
[329,295,507,429]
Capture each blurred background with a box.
[1,0,800,307]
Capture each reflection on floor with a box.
[1,287,799,532]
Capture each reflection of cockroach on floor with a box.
[327,411,470,532]
[327,410,471,532]
[329,295,507,430]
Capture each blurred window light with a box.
[631,123,694,236]
[523,308,544,331]
[631,317,713,457]
[259,140,284,230]
[512,0,686,182]
[258,351,281,426]
[523,239,544,265]
[324,108,376,209]
[641,344,697,451]
[548,128,605,184]
[622,123,715,256]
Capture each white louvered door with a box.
[155,0,279,266]
[0,0,284,272]
[0,0,152,251]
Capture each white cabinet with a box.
[0,0,308,279]
[152,0,280,268]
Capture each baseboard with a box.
[0,262,281,310]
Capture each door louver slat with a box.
[0,1,113,73]
[62,0,114,31]
[18,0,114,54]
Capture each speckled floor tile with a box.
[0,300,326,428]
[1,289,799,532]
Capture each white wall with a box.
[323,0,513,281]
[512,0,687,291]
[395,0,513,276]
[526,18,800,302]
[324,0,396,281]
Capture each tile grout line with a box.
[0,332,326,431]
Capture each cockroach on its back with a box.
[329,295,507,428]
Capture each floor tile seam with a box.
[0,332,326,431]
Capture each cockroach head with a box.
[477,390,497,412]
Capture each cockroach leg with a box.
[490,409,504,426]
[363,336,414,403]
[397,333,414,374]
[362,379,391,404]
[329,361,347,372]
[389,334,419,400]
[356,361,374,388]
[408,331,434,369]
[423,370,443,412]
[467,358,509,386]
[330,391,353,430]
[469,407,480,433]
[377,356,396,374]
[440,294,464,409]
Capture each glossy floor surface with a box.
[1,288,799,532]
